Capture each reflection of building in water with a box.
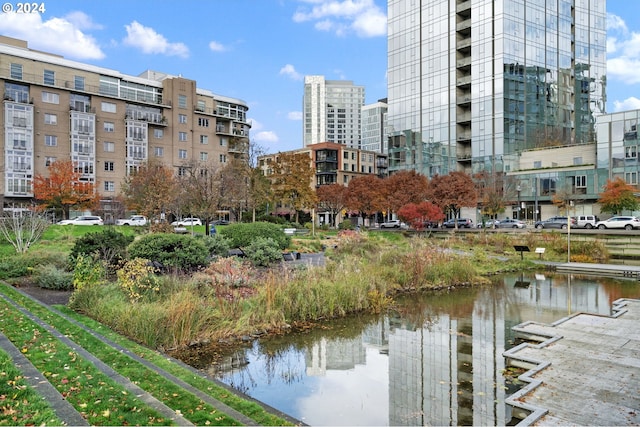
[305,336,366,376]
[306,320,390,376]
[386,273,619,426]
[506,273,616,317]
[388,300,508,426]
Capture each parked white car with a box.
[595,216,640,230]
[115,215,147,226]
[57,215,103,226]
[171,217,202,226]
[380,220,408,229]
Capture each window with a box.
[198,118,209,127]
[154,129,163,138]
[626,171,638,185]
[533,160,542,168]
[74,76,85,91]
[45,135,57,147]
[103,141,115,152]
[179,114,187,124]
[44,114,57,125]
[42,92,59,104]
[200,135,208,144]
[573,157,583,165]
[197,100,206,112]
[626,146,637,159]
[104,181,115,192]
[103,122,114,132]
[45,156,56,166]
[220,138,227,147]
[10,63,22,80]
[220,154,227,163]
[200,152,208,161]
[43,69,55,85]
[575,175,587,188]
[101,102,116,113]
[179,132,187,141]
[344,152,348,159]
[178,166,188,176]
[178,95,187,108]
[179,149,187,159]
[104,161,115,172]
[154,147,164,157]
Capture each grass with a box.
[0,284,293,426]
[0,349,63,426]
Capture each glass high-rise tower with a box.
[386,0,607,179]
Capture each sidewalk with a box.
[504,298,640,426]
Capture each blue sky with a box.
[0,0,637,154]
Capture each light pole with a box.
[516,185,521,220]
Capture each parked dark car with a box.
[534,216,576,229]
[443,218,473,228]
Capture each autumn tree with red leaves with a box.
[383,170,430,219]
[598,177,639,215]
[317,183,349,228]
[33,159,100,219]
[346,175,385,223]
[427,172,477,228]
[397,201,444,231]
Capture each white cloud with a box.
[123,21,189,58]
[0,12,105,60]
[254,131,279,143]
[209,41,227,52]
[279,64,303,80]
[607,14,640,87]
[293,0,386,38]
[613,97,640,112]
[288,111,303,120]
[248,118,263,131]
[64,11,103,30]
[607,14,627,33]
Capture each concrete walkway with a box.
[504,298,640,426]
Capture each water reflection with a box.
[203,273,640,426]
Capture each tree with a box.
[0,208,49,253]
[317,184,349,228]
[427,172,477,229]
[397,201,444,231]
[598,177,640,215]
[474,171,506,224]
[267,152,317,224]
[33,159,100,219]
[383,170,430,219]
[178,160,224,234]
[346,175,385,222]
[120,160,177,221]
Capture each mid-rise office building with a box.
[361,98,388,153]
[0,36,250,220]
[303,75,365,148]
[386,0,607,212]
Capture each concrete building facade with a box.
[303,75,365,148]
[0,36,250,221]
[361,98,388,153]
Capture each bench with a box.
[535,247,546,259]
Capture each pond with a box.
[188,272,640,426]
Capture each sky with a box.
[0,0,637,155]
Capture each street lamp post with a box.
[516,185,521,220]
